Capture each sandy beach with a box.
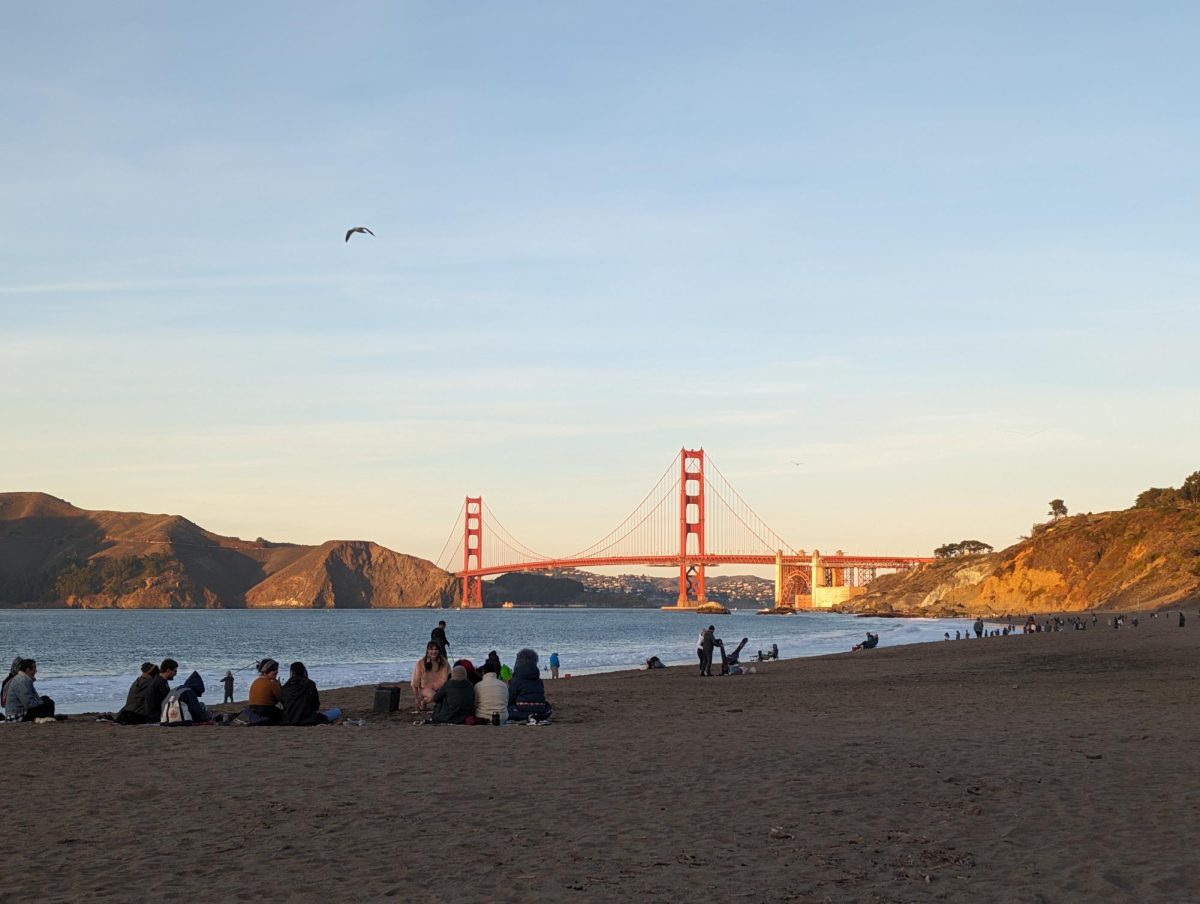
[3,614,1197,904]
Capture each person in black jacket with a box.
[507,648,552,722]
[431,665,475,724]
[281,662,341,725]
[141,658,178,718]
[115,662,158,724]
[700,626,716,677]
[431,620,450,661]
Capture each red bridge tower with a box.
[460,496,483,608]
[677,448,707,607]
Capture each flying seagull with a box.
[345,226,375,242]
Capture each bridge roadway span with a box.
[462,553,928,579]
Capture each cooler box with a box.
[373,685,401,713]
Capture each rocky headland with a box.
[844,483,1200,616]
[0,492,455,609]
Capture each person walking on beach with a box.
[431,620,450,661]
[221,670,234,704]
[1180,612,1187,628]
[549,652,560,679]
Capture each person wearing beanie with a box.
[114,661,159,724]
[430,664,476,724]
[475,659,509,723]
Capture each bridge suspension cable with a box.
[435,504,465,573]
[564,456,681,561]
[704,454,799,557]
[478,500,553,569]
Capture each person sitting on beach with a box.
[160,671,213,725]
[453,658,482,685]
[412,641,450,713]
[246,658,285,725]
[3,659,55,722]
[141,658,178,719]
[508,648,552,723]
[430,665,476,724]
[644,655,666,670]
[475,660,509,723]
[2,656,26,713]
[115,662,159,724]
[281,662,341,726]
[852,632,880,652]
[482,650,502,674]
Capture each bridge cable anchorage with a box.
[704,454,799,556]
[565,455,681,559]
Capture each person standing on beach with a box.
[431,621,450,661]
[549,652,560,679]
[696,629,706,675]
[973,618,984,639]
[221,670,234,704]
[700,625,716,677]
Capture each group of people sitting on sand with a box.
[410,640,552,725]
[104,657,340,727]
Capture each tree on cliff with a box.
[934,540,994,558]
[1133,471,1200,508]
[1048,499,1068,520]
[1181,471,1200,504]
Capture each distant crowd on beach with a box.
[2,619,558,727]
[940,610,1192,642]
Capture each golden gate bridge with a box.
[436,448,931,610]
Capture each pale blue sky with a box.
[2,2,1197,569]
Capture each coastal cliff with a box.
[0,493,454,609]
[845,503,1200,616]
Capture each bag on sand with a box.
[160,689,193,726]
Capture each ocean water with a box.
[0,608,985,713]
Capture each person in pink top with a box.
[411,640,450,712]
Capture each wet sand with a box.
[3,614,1197,903]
